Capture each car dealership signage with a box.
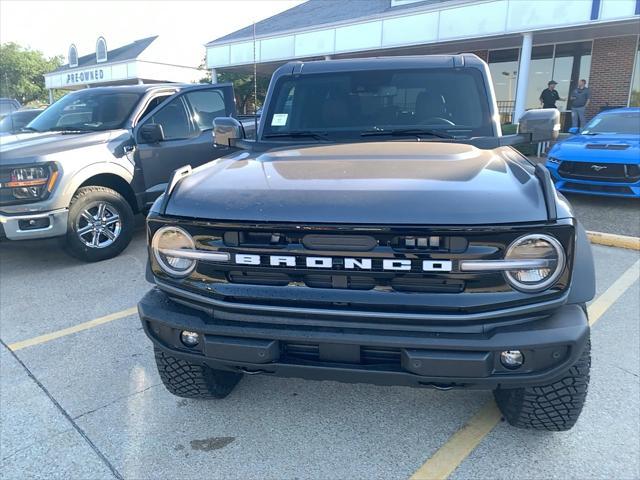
[62,66,112,86]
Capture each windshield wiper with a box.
[19,126,40,133]
[263,131,331,141]
[47,126,95,133]
[361,128,455,139]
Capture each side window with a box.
[184,90,226,131]
[138,94,173,123]
[145,97,194,141]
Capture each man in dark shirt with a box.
[570,79,591,130]
[539,80,564,109]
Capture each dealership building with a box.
[206,0,640,125]
[44,36,202,102]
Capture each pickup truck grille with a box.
[558,161,640,183]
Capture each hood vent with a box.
[586,143,630,150]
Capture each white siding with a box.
[439,1,508,40]
[295,29,335,56]
[507,0,592,31]
[382,12,439,46]
[600,0,638,19]
[207,45,230,67]
[335,21,382,52]
[261,35,294,61]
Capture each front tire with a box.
[64,186,134,262]
[494,338,591,431]
[154,348,243,399]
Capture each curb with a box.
[587,231,640,251]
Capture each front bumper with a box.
[0,208,68,240]
[547,163,640,198]
[139,288,590,390]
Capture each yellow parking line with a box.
[7,307,138,351]
[409,258,640,480]
[410,401,502,480]
[587,231,640,251]
[589,259,640,326]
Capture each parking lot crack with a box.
[72,383,162,421]
[1,339,124,480]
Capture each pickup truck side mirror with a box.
[568,127,579,134]
[139,123,165,144]
[213,117,244,147]
[518,109,560,143]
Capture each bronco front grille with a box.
[149,219,575,316]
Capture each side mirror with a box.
[568,127,579,134]
[213,117,244,147]
[139,123,164,143]
[518,109,560,143]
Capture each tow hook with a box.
[419,382,456,391]
[238,367,269,375]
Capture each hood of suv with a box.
[165,142,548,225]
[0,130,115,162]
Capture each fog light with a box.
[500,350,524,369]
[180,330,200,347]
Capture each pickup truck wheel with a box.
[494,338,591,431]
[154,348,242,399]
[65,186,134,262]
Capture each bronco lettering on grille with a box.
[234,254,452,272]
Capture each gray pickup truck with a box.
[0,83,253,261]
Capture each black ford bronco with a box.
[138,55,596,431]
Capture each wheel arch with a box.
[77,173,139,214]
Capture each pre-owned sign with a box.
[64,68,107,85]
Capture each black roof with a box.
[275,54,481,75]
[207,0,455,45]
[54,36,158,72]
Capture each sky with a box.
[0,0,303,67]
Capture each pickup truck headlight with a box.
[151,226,197,277]
[0,164,58,203]
[504,234,566,292]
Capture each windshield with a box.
[262,67,493,141]
[27,90,141,132]
[582,111,640,135]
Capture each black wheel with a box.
[64,186,134,262]
[154,348,242,399]
[494,338,591,431]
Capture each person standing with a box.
[539,80,564,109]
[570,79,590,130]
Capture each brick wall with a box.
[587,35,638,118]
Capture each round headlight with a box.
[152,226,196,277]
[504,234,566,292]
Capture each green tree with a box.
[218,71,269,114]
[0,43,63,104]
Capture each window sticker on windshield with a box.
[271,113,288,126]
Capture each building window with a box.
[96,37,107,63]
[488,41,593,123]
[68,44,78,68]
[630,40,640,106]
[553,41,592,111]
[488,49,519,123]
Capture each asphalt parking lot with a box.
[1,216,639,479]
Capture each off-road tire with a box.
[494,338,591,431]
[154,348,242,399]
[64,186,134,262]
